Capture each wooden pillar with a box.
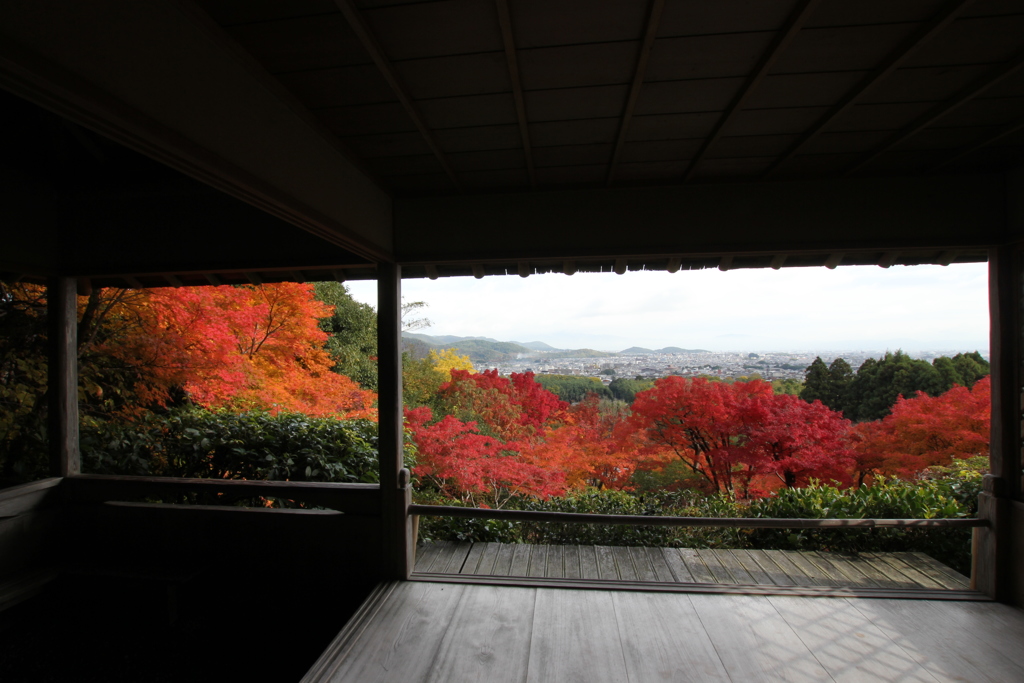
[377,263,413,579]
[47,276,80,477]
[977,244,1022,600]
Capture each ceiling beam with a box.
[764,0,974,178]
[334,0,462,191]
[683,0,820,182]
[878,252,900,268]
[606,0,665,186]
[846,48,1024,176]
[932,114,1024,170]
[495,0,536,189]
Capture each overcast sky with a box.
[344,262,990,354]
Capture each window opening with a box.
[349,262,990,591]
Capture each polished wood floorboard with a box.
[412,542,970,593]
[304,581,1024,682]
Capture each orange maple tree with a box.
[522,395,641,490]
[105,284,375,418]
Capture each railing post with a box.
[377,263,413,579]
[978,244,1023,600]
[47,276,80,477]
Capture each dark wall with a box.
[66,502,384,589]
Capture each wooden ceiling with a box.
[2,0,1023,285]
[203,0,1024,194]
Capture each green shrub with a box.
[412,490,522,543]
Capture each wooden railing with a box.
[0,477,64,518]
[409,504,987,529]
[6,478,987,527]
[63,474,382,515]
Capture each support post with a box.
[377,263,413,579]
[47,276,80,477]
[977,244,1022,600]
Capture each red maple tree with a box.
[625,377,765,495]
[408,370,594,505]
[852,376,990,483]
[405,405,566,507]
[626,377,853,496]
[738,392,854,490]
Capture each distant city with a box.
[402,333,989,383]
[486,349,990,382]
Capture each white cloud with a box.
[343,263,989,353]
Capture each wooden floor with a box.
[303,580,1024,682]
[412,542,974,597]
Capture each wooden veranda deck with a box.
[412,541,977,599]
[303,581,1024,682]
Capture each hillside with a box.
[439,339,532,362]
[400,333,533,363]
[621,347,654,354]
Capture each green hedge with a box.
[414,488,745,549]
[416,464,982,575]
[81,406,382,484]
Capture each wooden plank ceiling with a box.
[4,0,1022,286]
[202,0,1024,194]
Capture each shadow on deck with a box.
[412,541,979,599]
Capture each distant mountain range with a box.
[621,346,711,355]
[404,333,501,345]
[401,333,710,364]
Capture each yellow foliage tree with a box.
[429,348,474,378]
[403,349,474,409]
